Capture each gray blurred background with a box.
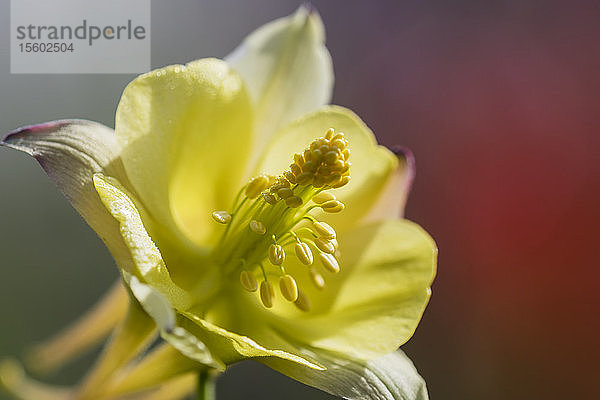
[2,1,599,399]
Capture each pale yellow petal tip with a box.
[0,358,71,400]
[0,358,23,391]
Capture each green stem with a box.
[197,370,216,400]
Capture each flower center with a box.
[210,128,350,312]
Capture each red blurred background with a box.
[313,1,600,398]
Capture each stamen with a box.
[309,269,325,290]
[319,252,340,273]
[330,238,339,251]
[285,196,303,208]
[314,238,336,254]
[295,242,314,265]
[268,244,285,265]
[313,221,336,239]
[210,128,351,312]
[245,175,271,198]
[262,192,278,205]
[312,192,336,204]
[320,200,345,213]
[279,274,299,302]
[294,290,312,312]
[212,211,231,224]
[260,281,274,308]
[240,270,258,292]
[249,220,266,235]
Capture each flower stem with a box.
[197,370,216,400]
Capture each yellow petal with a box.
[26,281,128,375]
[361,147,415,222]
[93,173,193,309]
[0,359,72,400]
[267,219,437,360]
[226,5,332,167]
[115,58,253,246]
[179,308,324,371]
[254,106,398,233]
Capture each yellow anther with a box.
[290,163,302,176]
[333,138,347,149]
[260,280,274,308]
[313,221,336,239]
[284,170,296,183]
[330,238,339,251]
[282,129,350,189]
[249,220,266,235]
[245,175,270,198]
[262,192,278,205]
[314,238,335,254]
[312,192,336,204]
[331,175,350,189]
[277,187,293,199]
[240,270,258,292]
[324,151,339,164]
[212,211,231,224]
[309,269,325,290]
[319,252,340,273]
[285,196,303,208]
[295,242,313,265]
[268,244,285,265]
[321,200,345,213]
[271,180,290,190]
[279,274,299,302]
[295,172,313,185]
[294,290,312,312]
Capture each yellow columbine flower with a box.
[0,7,436,400]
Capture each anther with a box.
[262,192,278,205]
[313,221,336,239]
[277,187,293,199]
[249,220,266,234]
[284,170,296,183]
[268,244,285,265]
[309,269,325,289]
[285,196,303,208]
[212,211,232,224]
[295,242,314,265]
[331,176,350,189]
[324,127,335,139]
[245,175,270,198]
[319,252,340,273]
[294,290,312,312]
[240,270,258,292]
[320,200,345,213]
[314,238,335,254]
[312,192,336,204]
[279,274,299,302]
[330,238,339,251]
[260,280,274,308]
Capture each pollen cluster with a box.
[286,128,350,188]
[210,128,350,312]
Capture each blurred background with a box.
[1,0,599,399]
